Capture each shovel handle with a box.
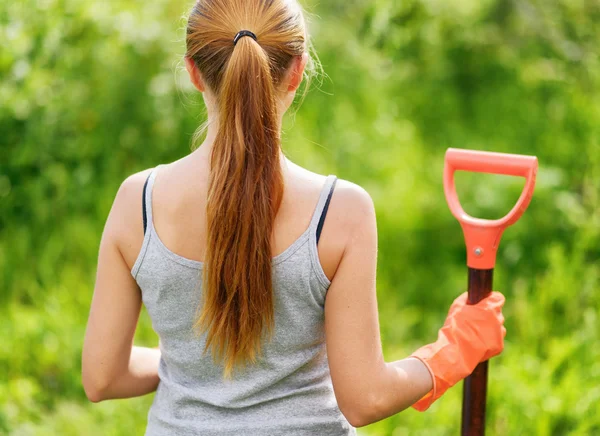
[445,148,537,179]
[461,268,494,436]
[444,148,538,269]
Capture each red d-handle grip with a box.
[444,148,538,269]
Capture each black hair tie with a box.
[233,30,257,45]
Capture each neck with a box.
[191,113,289,172]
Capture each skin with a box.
[82,50,434,427]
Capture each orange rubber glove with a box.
[410,291,506,411]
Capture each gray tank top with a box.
[131,166,356,436]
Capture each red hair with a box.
[185,0,310,377]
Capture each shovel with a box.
[443,148,538,436]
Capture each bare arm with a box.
[324,184,433,427]
[82,172,160,402]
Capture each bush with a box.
[1,0,598,434]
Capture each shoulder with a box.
[331,178,375,217]
[109,168,154,231]
[327,177,377,235]
[114,168,154,206]
[103,168,155,267]
[325,178,377,259]
[285,158,375,226]
[309,175,377,280]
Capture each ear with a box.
[184,56,206,92]
[287,52,308,92]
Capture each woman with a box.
[82,0,506,434]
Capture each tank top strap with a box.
[133,165,162,279]
[142,165,162,235]
[308,175,338,238]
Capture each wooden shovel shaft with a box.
[461,268,494,436]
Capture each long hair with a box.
[185,0,311,377]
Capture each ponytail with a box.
[186,0,311,377]
[197,35,283,377]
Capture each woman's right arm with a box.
[324,184,504,427]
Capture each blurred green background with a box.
[1,0,599,434]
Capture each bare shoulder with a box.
[116,169,154,203]
[330,179,375,223]
[321,177,377,247]
[284,158,377,278]
[111,168,154,226]
[104,168,155,269]
[285,158,375,230]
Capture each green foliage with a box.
[1,0,599,434]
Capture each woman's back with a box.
[119,157,348,275]
[126,157,356,435]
